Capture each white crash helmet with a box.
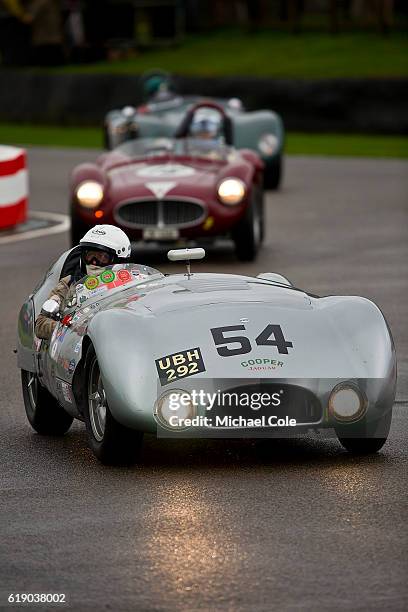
[227,97,243,112]
[190,108,222,140]
[80,225,131,259]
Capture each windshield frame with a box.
[116,137,233,161]
[64,263,163,312]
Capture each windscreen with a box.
[117,137,231,161]
[72,263,163,307]
[117,138,175,158]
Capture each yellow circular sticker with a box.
[85,276,99,290]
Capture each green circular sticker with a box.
[100,270,115,284]
[85,276,99,290]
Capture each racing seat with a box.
[174,101,234,146]
[59,246,82,280]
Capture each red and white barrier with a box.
[0,146,28,229]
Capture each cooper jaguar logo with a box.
[241,358,284,371]
[92,228,106,235]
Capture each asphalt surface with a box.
[1,148,407,611]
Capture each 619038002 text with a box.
[7,593,67,604]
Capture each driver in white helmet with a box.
[35,225,131,341]
[187,108,227,160]
[189,108,223,141]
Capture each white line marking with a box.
[0,211,70,245]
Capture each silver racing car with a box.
[17,249,396,464]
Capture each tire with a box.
[258,187,265,244]
[232,188,263,262]
[264,155,282,190]
[83,345,143,465]
[70,211,89,247]
[103,124,111,150]
[21,370,73,435]
[335,410,392,454]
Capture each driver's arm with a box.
[34,276,72,341]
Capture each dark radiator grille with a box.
[117,201,158,226]
[116,200,204,227]
[161,202,202,225]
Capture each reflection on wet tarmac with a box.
[142,479,247,596]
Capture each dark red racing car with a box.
[70,114,265,261]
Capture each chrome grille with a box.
[116,199,205,228]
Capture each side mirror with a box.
[41,298,60,318]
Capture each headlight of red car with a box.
[75,181,104,208]
[217,178,246,205]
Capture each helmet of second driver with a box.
[143,73,175,102]
[79,225,131,277]
[189,108,223,141]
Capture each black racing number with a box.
[255,324,293,354]
[211,325,252,357]
[211,324,293,357]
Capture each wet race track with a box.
[1,148,407,611]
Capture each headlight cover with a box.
[154,390,196,430]
[76,181,104,209]
[258,133,279,156]
[329,382,367,423]
[217,178,246,206]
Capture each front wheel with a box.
[264,155,282,190]
[335,410,392,454]
[232,189,263,262]
[21,370,73,435]
[103,123,111,150]
[84,346,143,465]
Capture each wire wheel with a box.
[252,198,262,248]
[88,358,107,442]
[83,345,144,464]
[26,372,38,418]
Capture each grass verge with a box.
[1,123,407,159]
[53,31,408,79]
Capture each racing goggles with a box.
[83,249,115,266]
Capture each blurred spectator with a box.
[0,0,31,65]
[61,1,108,63]
[62,0,86,62]
[63,0,85,49]
[25,0,64,65]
